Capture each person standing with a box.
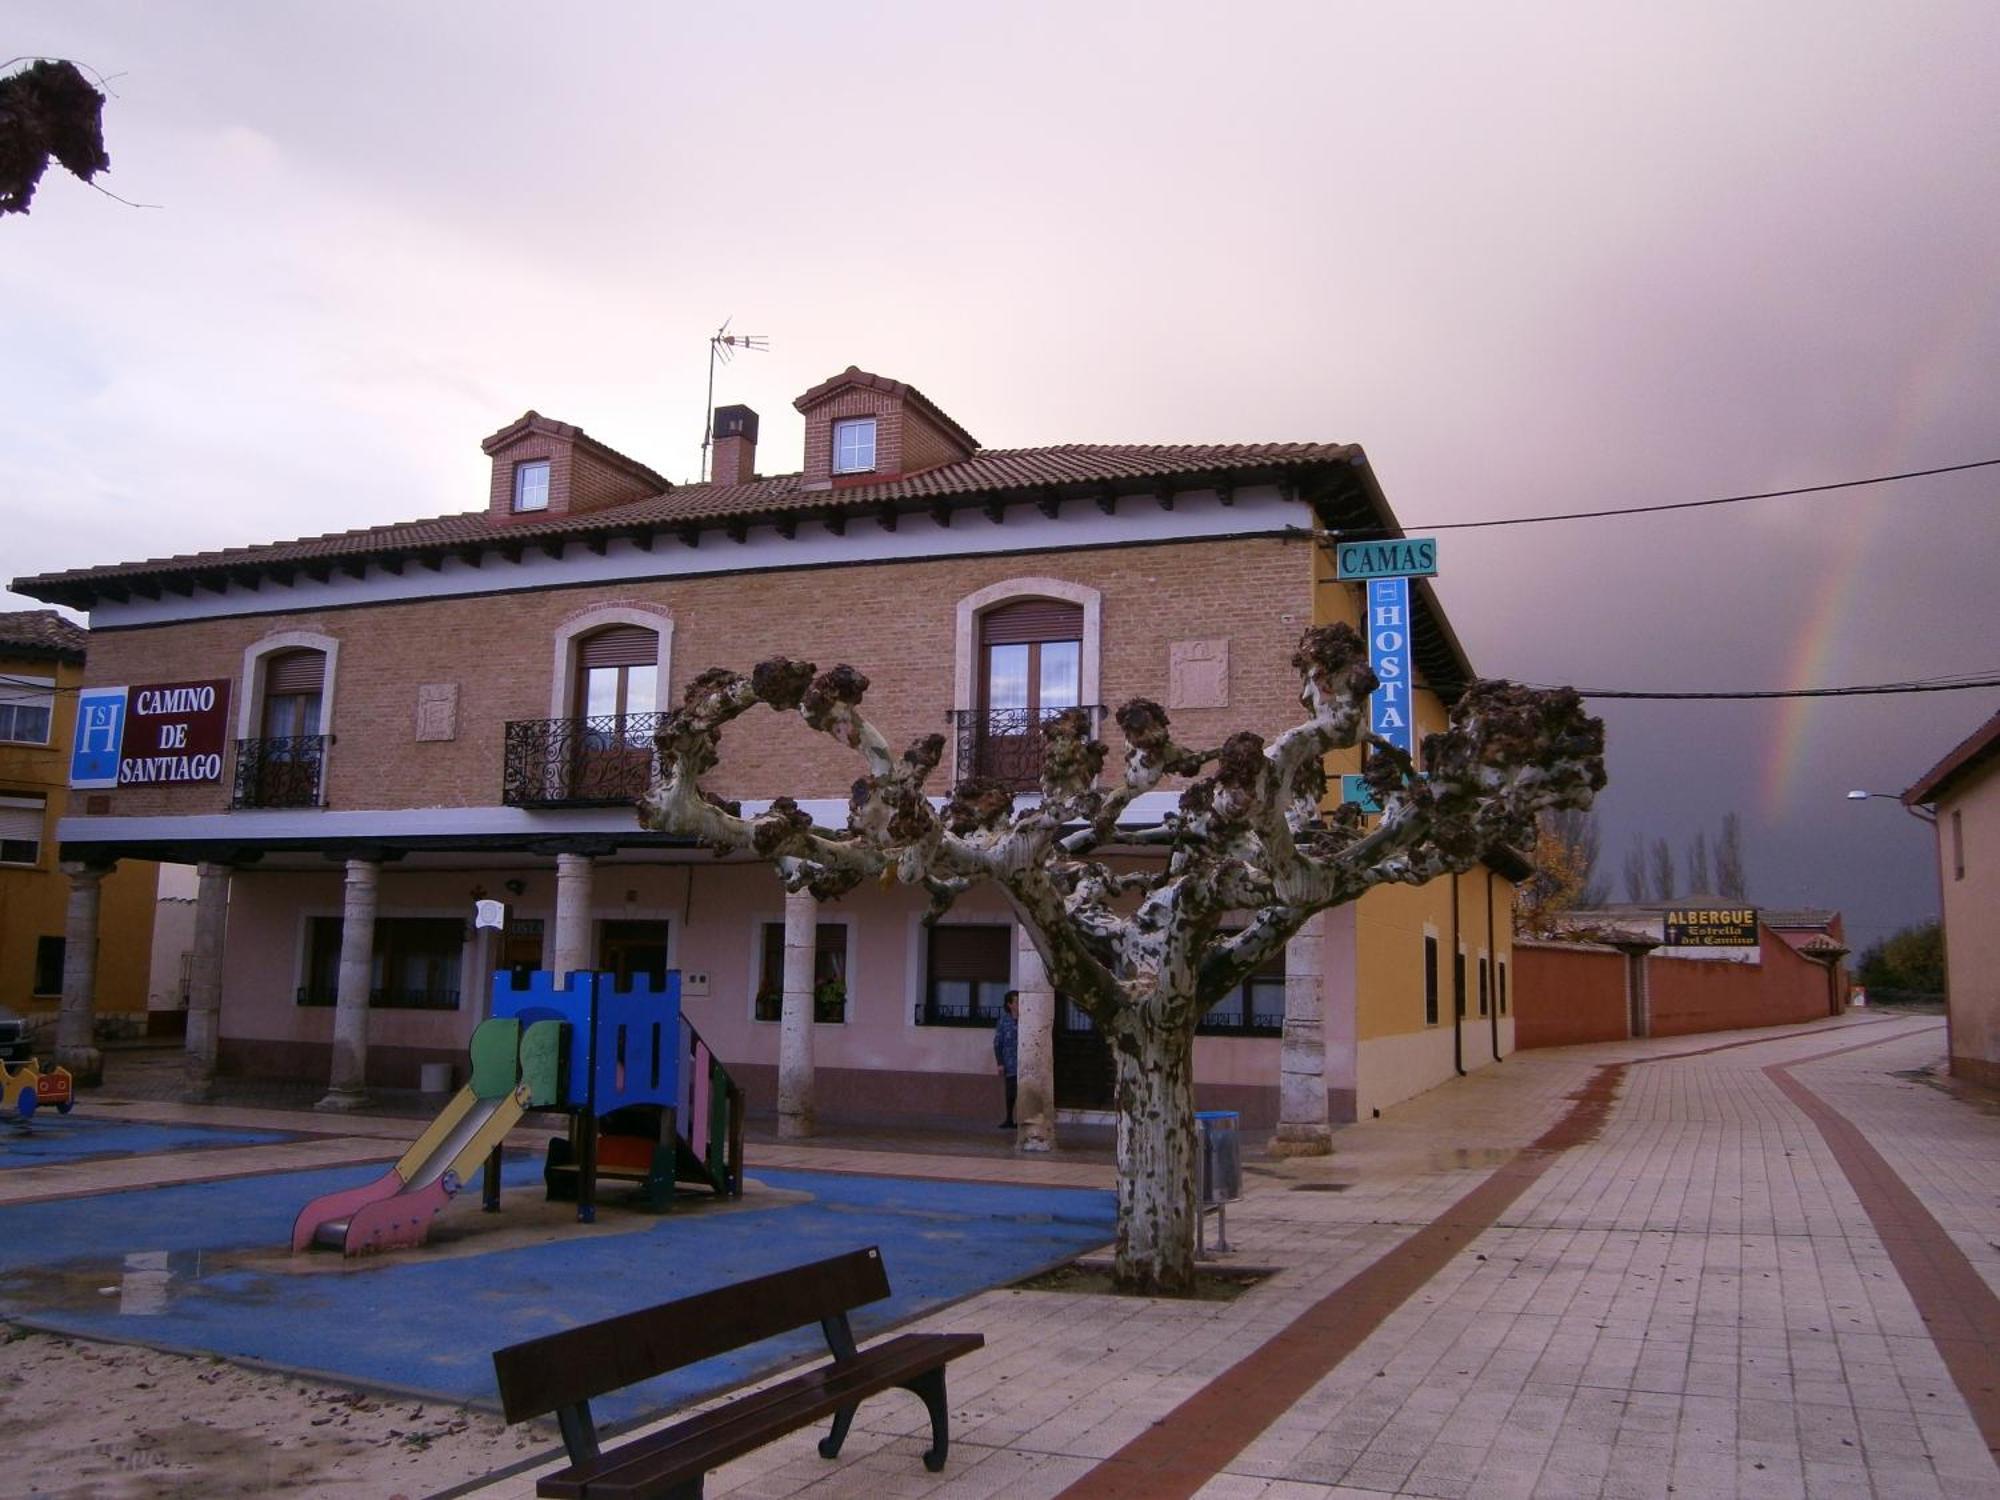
[994,990,1020,1129]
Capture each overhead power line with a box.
[1400,458,2000,533]
[1531,673,2000,702]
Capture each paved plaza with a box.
[5,1010,1997,1499]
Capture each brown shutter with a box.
[928,925,1011,982]
[579,626,658,669]
[265,650,325,695]
[979,599,1082,647]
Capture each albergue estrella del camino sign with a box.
[70,680,232,790]
[1663,908,1759,947]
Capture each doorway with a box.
[599,919,669,988]
[1053,994,1114,1110]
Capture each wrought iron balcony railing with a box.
[232,735,327,809]
[947,705,1105,789]
[502,713,664,808]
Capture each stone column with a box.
[1013,925,1056,1152]
[317,859,379,1111]
[181,862,233,1101]
[777,888,817,1139]
[1270,912,1333,1156]
[552,853,596,980]
[55,861,108,1085]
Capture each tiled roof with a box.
[0,608,85,659]
[1903,708,2000,806]
[11,441,1360,598]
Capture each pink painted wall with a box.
[215,859,1290,1113]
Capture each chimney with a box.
[710,404,759,486]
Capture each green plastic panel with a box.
[519,1020,565,1108]
[469,1018,521,1100]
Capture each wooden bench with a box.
[492,1246,984,1498]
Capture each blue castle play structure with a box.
[494,969,745,1220]
[294,969,743,1255]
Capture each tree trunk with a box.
[1109,1010,1199,1296]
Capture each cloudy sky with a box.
[5,2,1996,950]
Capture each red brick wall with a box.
[711,433,755,485]
[1514,942,1630,1047]
[899,405,971,475]
[1647,931,1839,1036]
[1515,930,1844,1047]
[78,534,1315,818]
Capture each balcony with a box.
[231,735,327,809]
[948,705,1105,789]
[503,713,664,808]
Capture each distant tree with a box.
[1622,839,1648,903]
[1649,837,1676,902]
[1517,811,1601,937]
[0,60,110,215]
[1686,830,1711,897]
[1715,811,1747,900]
[1856,922,1944,999]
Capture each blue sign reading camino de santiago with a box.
[1367,579,1414,757]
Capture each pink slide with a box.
[291,1168,403,1253]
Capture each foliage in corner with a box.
[0,60,110,215]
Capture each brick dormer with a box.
[480,411,670,522]
[793,367,979,491]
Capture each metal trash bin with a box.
[1195,1110,1242,1256]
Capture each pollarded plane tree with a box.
[640,624,1605,1295]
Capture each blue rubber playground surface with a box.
[0,1154,1115,1429]
[0,1115,294,1165]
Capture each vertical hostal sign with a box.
[1366,578,1414,758]
[70,680,232,789]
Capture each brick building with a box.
[13,367,1519,1134]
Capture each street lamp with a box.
[1846,789,1937,826]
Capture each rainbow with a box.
[1761,294,1985,816]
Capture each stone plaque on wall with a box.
[1169,639,1229,709]
[416,683,459,742]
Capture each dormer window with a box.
[832,418,877,475]
[513,459,551,512]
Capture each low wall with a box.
[1516,929,1843,1048]
[1648,933,1838,1037]
[1514,943,1630,1048]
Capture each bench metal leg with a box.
[817,1401,858,1459]
[900,1367,951,1473]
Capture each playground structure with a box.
[0,1057,73,1121]
[292,970,743,1257]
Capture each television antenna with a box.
[700,318,769,481]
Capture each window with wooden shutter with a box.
[924,924,1011,1026]
[973,600,1084,785]
[576,627,659,722]
[0,794,44,865]
[262,650,326,739]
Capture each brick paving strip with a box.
[1765,1027,2000,1467]
[1055,1016,1925,1500]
